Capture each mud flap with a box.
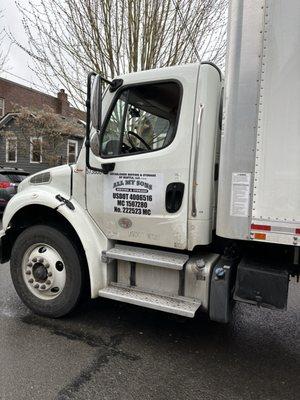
[234,259,289,310]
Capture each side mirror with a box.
[91,74,102,130]
[85,72,115,174]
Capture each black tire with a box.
[10,224,83,318]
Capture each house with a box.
[0,77,85,174]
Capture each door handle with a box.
[165,182,185,213]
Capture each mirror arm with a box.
[85,72,116,175]
[85,72,109,174]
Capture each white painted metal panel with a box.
[187,64,222,249]
[218,0,300,245]
[86,64,200,250]
[252,0,300,229]
[217,0,265,240]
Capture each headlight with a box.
[30,171,51,185]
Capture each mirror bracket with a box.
[109,79,124,93]
[101,163,115,174]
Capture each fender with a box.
[2,186,111,298]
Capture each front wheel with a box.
[10,225,83,318]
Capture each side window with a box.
[0,98,5,117]
[100,82,181,157]
[67,139,78,164]
[6,137,17,163]
[30,137,42,163]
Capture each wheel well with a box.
[5,205,90,294]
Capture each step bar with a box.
[102,244,189,270]
[99,283,201,318]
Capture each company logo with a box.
[118,218,132,229]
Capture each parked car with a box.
[0,167,30,212]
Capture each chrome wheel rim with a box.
[22,243,66,300]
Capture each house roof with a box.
[0,113,18,129]
[0,112,85,138]
[0,77,86,120]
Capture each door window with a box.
[100,82,181,157]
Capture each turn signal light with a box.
[254,233,266,240]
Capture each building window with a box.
[6,137,17,163]
[0,98,5,117]
[67,139,78,164]
[30,137,42,163]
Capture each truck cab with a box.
[0,62,226,321]
[84,63,221,250]
[0,0,298,323]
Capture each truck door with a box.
[86,64,200,250]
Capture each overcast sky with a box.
[1,0,50,93]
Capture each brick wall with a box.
[0,78,85,120]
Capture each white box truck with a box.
[0,0,299,322]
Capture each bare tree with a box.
[0,10,9,71]
[1,106,84,167]
[12,0,228,107]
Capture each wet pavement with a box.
[0,220,299,400]
[0,216,300,400]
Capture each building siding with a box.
[0,119,84,175]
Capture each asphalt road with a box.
[0,220,299,400]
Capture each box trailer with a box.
[0,0,299,322]
[218,0,300,248]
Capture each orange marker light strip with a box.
[254,233,266,240]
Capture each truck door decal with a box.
[104,172,164,216]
